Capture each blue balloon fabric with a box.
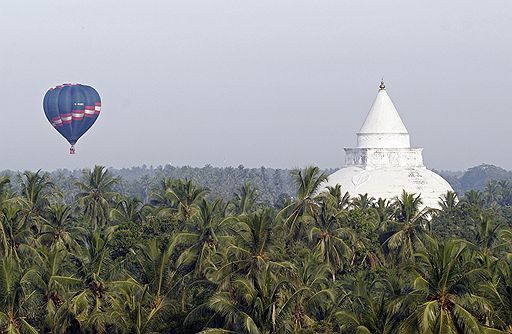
[43,84,101,153]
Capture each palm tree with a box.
[279,166,327,237]
[393,191,429,223]
[474,214,509,258]
[172,199,237,278]
[282,254,335,331]
[54,228,131,333]
[489,258,512,332]
[373,198,394,232]
[151,178,208,223]
[498,180,512,206]
[384,191,430,265]
[75,166,119,229]
[309,199,355,281]
[351,194,376,212]
[110,196,145,225]
[17,170,55,233]
[202,266,287,334]
[437,191,459,213]
[461,190,486,211]
[217,209,287,281]
[484,181,503,207]
[322,184,351,211]
[0,203,35,262]
[0,176,11,203]
[432,191,462,239]
[32,245,79,333]
[336,272,401,334]
[0,258,40,333]
[131,238,183,333]
[0,176,11,219]
[230,182,258,215]
[0,176,9,191]
[38,203,84,251]
[149,177,174,208]
[398,238,492,334]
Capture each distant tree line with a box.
[437,163,512,194]
[1,162,510,207]
[1,165,337,207]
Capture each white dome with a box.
[319,80,454,209]
[322,166,453,209]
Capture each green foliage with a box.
[0,165,510,333]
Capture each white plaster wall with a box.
[356,133,410,148]
[344,148,424,167]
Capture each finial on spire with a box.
[379,79,386,91]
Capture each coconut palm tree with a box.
[384,191,430,265]
[0,176,11,203]
[0,258,40,333]
[32,245,79,333]
[351,194,376,212]
[282,254,335,331]
[336,272,402,334]
[309,199,355,281]
[461,190,486,211]
[17,170,55,233]
[131,238,184,333]
[0,176,9,191]
[484,181,503,207]
[279,166,327,238]
[149,177,175,208]
[75,166,119,229]
[0,203,35,262]
[473,214,510,259]
[201,266,287,334]
[230,182,258,215]
[54,228,131,333]
[110,196,146,225]
[498,180,512,206]
[438,191,459,213]
[322,184,351,211]
[217,209,287,282]
[491,259,512,332]
[38,203,84,251]
[398,238,492,334]
[151,178,208,223]
[373,198,394,232]
[172,199,237,278]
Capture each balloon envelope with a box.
[43,84,101,149]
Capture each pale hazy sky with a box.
[1,1,511,171]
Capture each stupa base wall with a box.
[344,148,424,168]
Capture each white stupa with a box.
[321,81,453,208]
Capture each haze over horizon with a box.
[1,1,511,172]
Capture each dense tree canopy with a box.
[0,165,510,333]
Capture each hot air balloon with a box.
[43,84,101,154]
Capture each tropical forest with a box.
[0,165,511,334]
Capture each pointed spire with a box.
[379,79,386,90]
[356,81,410,148]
